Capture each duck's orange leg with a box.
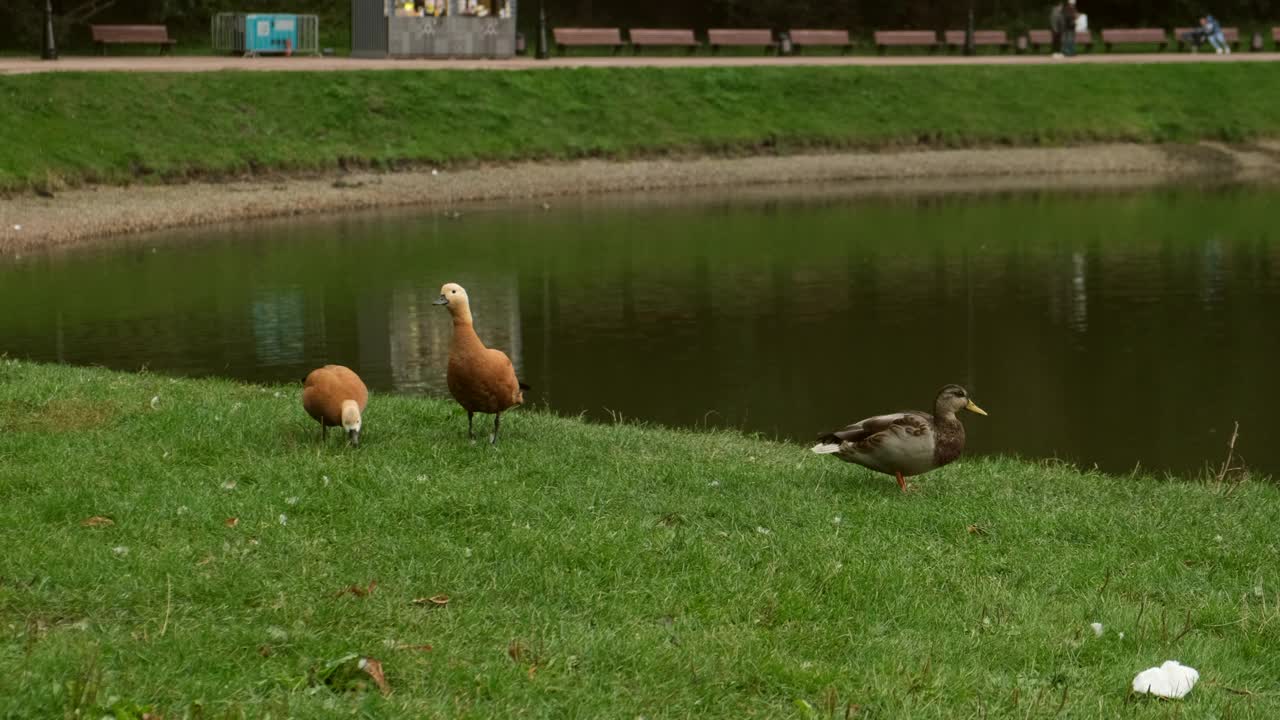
[895,471,907,492]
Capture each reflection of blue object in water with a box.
[1070,251,1088,334]
[251,289,306,365]
[1201,237,1223,308]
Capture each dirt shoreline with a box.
[3,142,1279,255]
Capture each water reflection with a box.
[387,279,524,394]
[2,184,1278,475]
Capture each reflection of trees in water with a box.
[387,278,523,394]
[251,288,306,366]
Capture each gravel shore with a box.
[3,142,1278,254]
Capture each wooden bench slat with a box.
[1101,28,1168,51]
[90,24,176,54]
[552,28,625,46]
[873,30,940,54]
[91,25,174,42]
[629,29,698,46]
[874,30,939,45]
[707,29,774,46]
[943,30,1009,46]
[787,29,851,54]
[1026,29,1094,50]
[788,29,850,45]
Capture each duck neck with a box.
[450,307,485,351]
[932,411,965,466]
[450,305,474,327]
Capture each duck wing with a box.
[818,411,932,447]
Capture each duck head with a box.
[341,399,362,447]
[433,282,473,324]
[935,384,987,419]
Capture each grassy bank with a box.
[3,63,1280,191]
[0,360,1277,717]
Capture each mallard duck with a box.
[811,384,987,491]
[434,283,529,444]
[302,365,368,447]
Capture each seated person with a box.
[1200,15,1230,54]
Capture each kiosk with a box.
[352,0,517,58]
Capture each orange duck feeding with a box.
[302,365,368,446]
[434,282,528,444]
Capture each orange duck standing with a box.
[302,364,368,446]
[434,282,528,444]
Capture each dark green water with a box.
[3,183,1278,475]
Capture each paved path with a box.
[4,52,1280,74]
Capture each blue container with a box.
[243,13,299,54]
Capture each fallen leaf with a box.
[398,643,433,652]
[81,516,114,528]
[336,580,378,598]
[258,645,273,657]
[224,517,239,528]
[527,664,538,679]
[966,524,988,536]
[507,639,525,663]
[412,594,449,607]
[196,555,215,566]
[359,657,391,695]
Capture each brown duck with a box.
[811,385,987,491]
[302,364,368,446]
[434,282,528,444]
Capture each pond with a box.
[3,182,1278,476]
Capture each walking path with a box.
[4,51,1280,74]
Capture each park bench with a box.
[873,30,940,54]
[552,28,626,54]
[629,28,699,54]
[90,24,177,54]
[1174,26,1240,51]
[707,29,777,54]
[787,29,852,54]
[1026,29,1094,52]
[1272,27,1280,48]
[943,29,1010,52]
[1102,28,1168,52]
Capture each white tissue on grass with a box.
[1132,661,1199,699]
[1090,622,1104,637]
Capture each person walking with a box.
[1049,2,1065,58]
[1062,0,1080,57]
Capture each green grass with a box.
[1,360,1278,717]
[3,62,1280,191]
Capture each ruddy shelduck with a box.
[302,364,369,447]
[434,282,528,444]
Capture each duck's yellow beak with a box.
[966,400,988,416]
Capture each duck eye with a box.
[451,290,457,294]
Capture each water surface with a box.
[3,183,1278,475]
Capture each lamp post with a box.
[42,0,58,60]
[535,0,548,58]
[964,3,975,56]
